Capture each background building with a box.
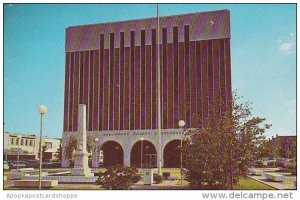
[4,132,61,161]
[269,134,296,159]
[62,9,232,168]
[4,132,36,161]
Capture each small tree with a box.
[184,93,271,189]
[65,136,77,162]
[255,138,276,160]
[86,136,96,154]
[288,140,296,160]
[38,145,48,161]
[54,144,63,161]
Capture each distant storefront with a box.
[4,132,61,161]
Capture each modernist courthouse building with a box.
[62,9,232,168]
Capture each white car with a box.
[3,161,9,170]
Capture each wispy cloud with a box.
[277,33,295,55]
[287,99,296,107]
[279,42,294,54]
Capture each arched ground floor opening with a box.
[163,139,187,168]
[130,140,157,168]
[100,141,124,167]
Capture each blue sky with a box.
[4,4,296,138]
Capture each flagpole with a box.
[157,3,162,175]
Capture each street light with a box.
[17,135,21,171]
[178,120,185,186]
[94,137,99,151]
[140,137,144,169]
[94,138,99,168]
[38,105,47,190]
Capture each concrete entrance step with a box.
[24,175,98,183]
[9,180,58,188]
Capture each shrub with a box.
[275,160,284,168]
[290,169,297,176]
[267,161,276,167]
[284,161,297,175]
[97,165,141,189]
[130,167,141,183]
[153,174,163,184]
[162,172,170,180]
[253,160,263,167]
[286,162,296,170]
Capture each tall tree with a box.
[184,93,271,189]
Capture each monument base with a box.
[71,168,94,177]
[71,151,94,177]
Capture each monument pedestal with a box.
[71,151,94,177]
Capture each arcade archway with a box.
[130,140,157,168]
[163,139,187,168]
[100,141,124,167]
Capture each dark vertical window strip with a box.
[151,29,157,129]
[123,47,130,130]
[73,52,80,131]
[79,52,84,104]
[88,51,94,131]
[130,31,135,129]
[83,51,90,120]
[200,41,209,123]
[173,27,179,128]
[219,39,226,112]
[109,33,115,130]
[93,50,100,131]
[184,25,190,127]
[134,46,141,130]
[68,52,75,131]
[113,48,120,130]
[141,30,146,129]
[224,39,232,110]
[103,49,109,130]
[120,32,125,130]
[63,52,70,131]
[162,27,167,129]
[77,51,89,130]
[207,40,213,115]
[196,41,202,127]
[99,34,104,130]
[145,45,152,129]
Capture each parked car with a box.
[9,161,27,169]
[42,159,53,168]
[50,160,62,168]
[27,160,39,168]
[41,159,61,168]
[4,161,9,170]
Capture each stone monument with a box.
[71,104,94,177]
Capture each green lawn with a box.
[236,177,275,190]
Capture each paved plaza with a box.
[5,167,294,190]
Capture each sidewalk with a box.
[248,175,296,190]
[131,180,190,190]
